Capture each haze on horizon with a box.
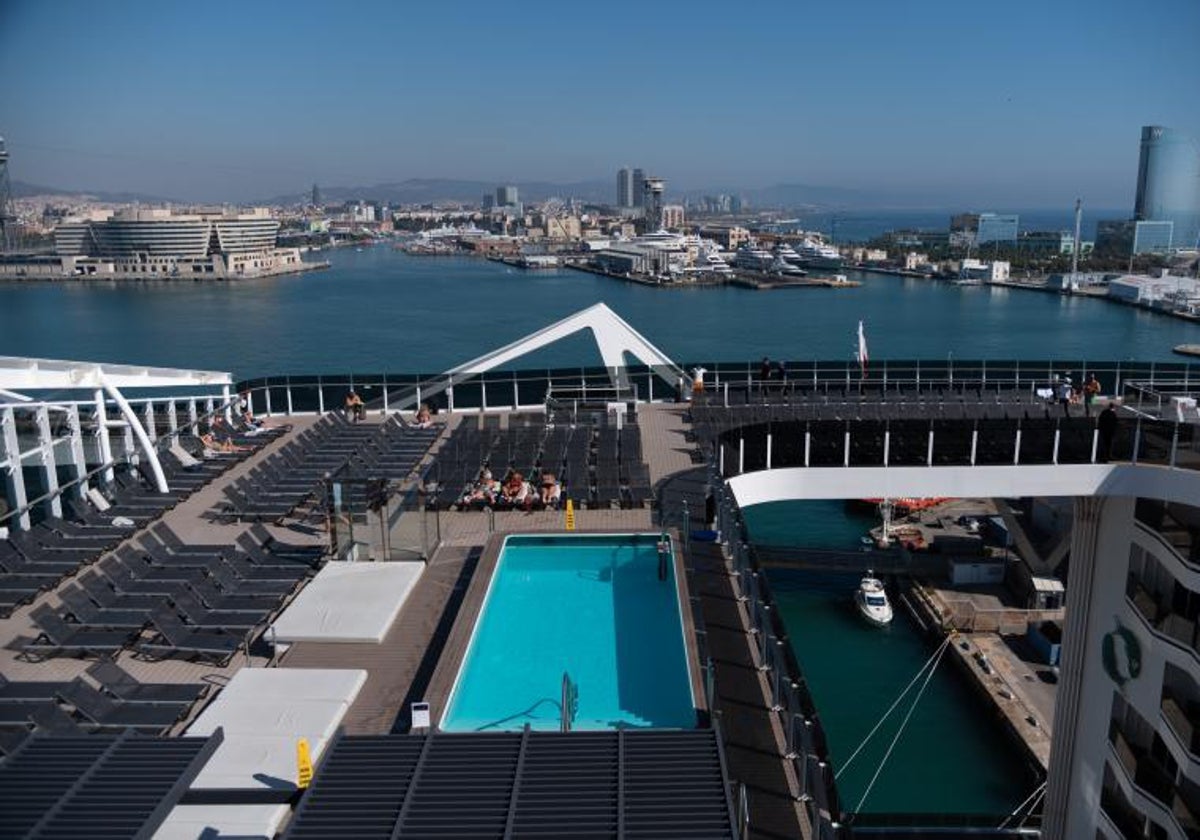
[1,0,1197,209]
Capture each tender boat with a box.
[855,572,894,626]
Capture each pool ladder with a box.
[560,672,578,732]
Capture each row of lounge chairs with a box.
[0,661,209,753]
[213,414,388,523]
[17,523,321,666]
[0,426,278,618]
[690,400,1104,444]
[434,418,653,510]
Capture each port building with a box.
[42,207,304,279]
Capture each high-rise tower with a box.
[643,177,665,231]
[616,167,633,208]
[0,136,16,253]
[632,169,646,208]
[1134,125,1200,250]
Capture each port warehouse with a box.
[2,338,1200,838]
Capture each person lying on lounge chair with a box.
[540,474,562,508]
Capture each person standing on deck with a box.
[1097,402,1118,462]
[1084,374,1101,416]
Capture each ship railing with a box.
[1,386,237,529]
[715,414,1200,478]
[227,358,1200,421]
[713,477,844,836]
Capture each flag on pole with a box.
[856,320,869,375]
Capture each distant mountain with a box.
[12,179,177,204]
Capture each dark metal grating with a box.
[286,729,735,839]
[0,730,220,840]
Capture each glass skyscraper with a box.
[1134,125,1200,250]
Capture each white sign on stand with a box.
[411,701,431,731]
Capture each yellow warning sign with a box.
[297,738,313,789]
[565,498,576,531]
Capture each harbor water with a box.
[744,502,1039,814]
[2,244,1198,378]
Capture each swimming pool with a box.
[440,533,698,732]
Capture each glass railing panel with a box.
[807,420,845,467]
[1058,418,1096,464]
[451,381,483,411]
[975,419,1018,465]
[930,419,974,465]
[1175,425,1200,472]
[1139,422,1175,467]
[1018,418,1056,465]
[848,420,885,466]
[886,419,929,466]
[289,385,322,413]
[1109,418,1138,462]
[772,423,805,468]
[266,386,290,414]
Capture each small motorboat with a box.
[855,572,894,626]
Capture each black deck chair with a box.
[0,674,69,702]
[56,679,188,734]
[78,570,169,611]
[0,727,32,757]
[27,702,85,735]
[97,560,194,597]
[220,553,309,582]
[185,577,284,612]
[57,584,150,630]
[0,700,61,727]
[23,605,134,659]
[86,660,207,706]
[38,518,126,546]
[172,591,268,630]
[113,546,215,580]
[140,610,246,664]
[207,562,298,595]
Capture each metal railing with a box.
[710,469,843,838]
[229,358,1200,421]
[716,415,1200,476]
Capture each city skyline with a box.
[1,0,1198,207]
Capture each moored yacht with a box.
[731,243,776,272]
[855,572,894,626]
[793,237,844,270]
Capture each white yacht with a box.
[771,244,808,275]
[731,243,776,272]
[793,237,844,270]
[855,572,894,626]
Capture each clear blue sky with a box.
[2,0,1197,207]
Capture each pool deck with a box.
[0,404,808,839]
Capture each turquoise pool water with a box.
[441,534,697,732]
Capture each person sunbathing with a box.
[415,403,433,428]
[199,432,247,454]
[540,473,561,508]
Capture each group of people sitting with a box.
[455,466,562,511]
[199,416,252,455]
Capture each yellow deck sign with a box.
[565,498,576,531]
[296,738,313,789]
